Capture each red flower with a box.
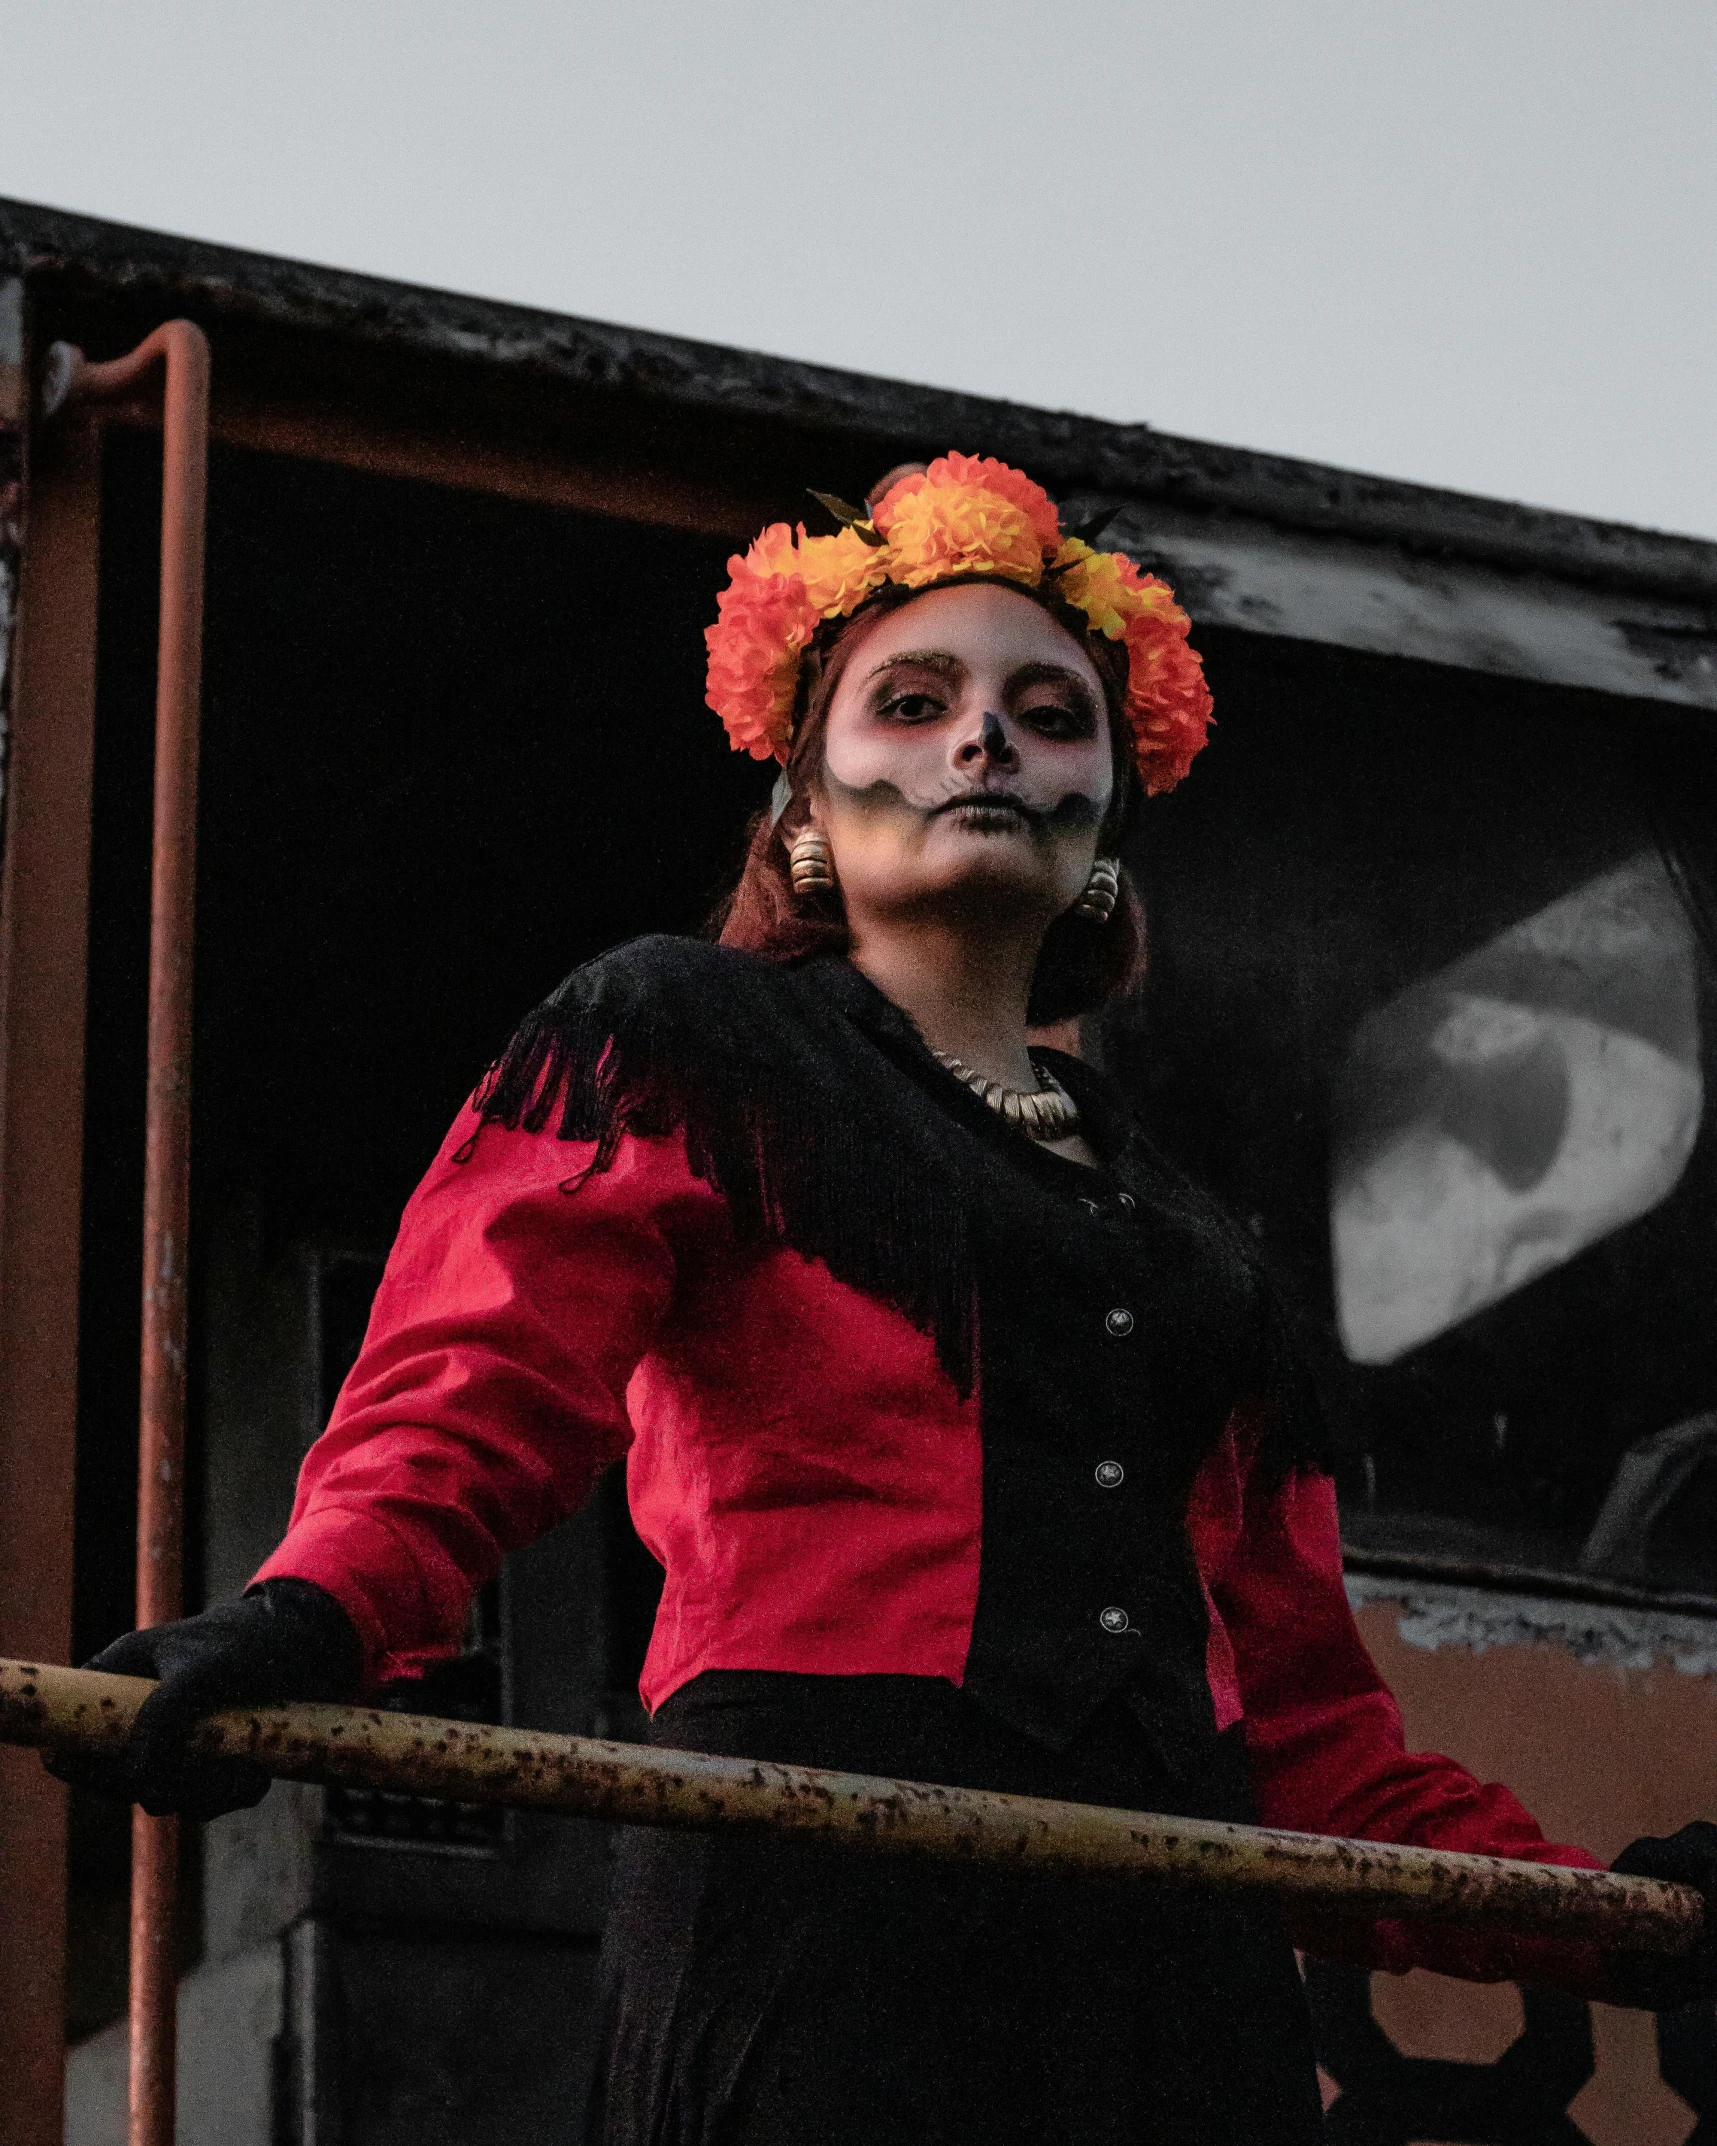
[704,534,819,761]
[1122,612,1213,795]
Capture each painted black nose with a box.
[958,710,1018,769]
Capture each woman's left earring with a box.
[788,825,837,897]
[1073,856,1120,922]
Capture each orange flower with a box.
[1050,539,1212,791]
[868,465,927,533]
[883,483,1045,589]
[704,534,819,761]
[743,521,802,580]
[1052,541,1174,636]
[934,453,1061,550]
[875,453,1061,554]
[1121,615,1213,796]
[796,526,891,616]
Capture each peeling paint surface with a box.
[1347,1569,1717,1677]
[1091,499,1717,711]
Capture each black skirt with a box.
[585,1672,1324,2145]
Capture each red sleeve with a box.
[1214,1459,1609,1994]
[251,1110,691,1682]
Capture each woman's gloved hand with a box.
[1606,1823,1717,2010]
[44,1577,363,1820]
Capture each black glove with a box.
[45,1578,363,1820]
[1606,1823,1717,2010]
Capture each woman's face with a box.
[813,582,1115,930]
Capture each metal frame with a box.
[45,321,210,2146]
[0,391,103,2146]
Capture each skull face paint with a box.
[814,583,1115,928]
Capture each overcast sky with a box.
[2,2,1712,539]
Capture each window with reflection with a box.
[1117,631,1717,1597]
[1330,855,1702,1371]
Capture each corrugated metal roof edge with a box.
[5,193,1715,605]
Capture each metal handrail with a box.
[1,1657,1699,1958]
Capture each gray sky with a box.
[3,1,1712,538]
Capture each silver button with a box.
[1080,1197,1101,1214]
[1099,1606,1131,1634]
[1117,1192,1136,1212]
[1094,1460,1125,1489]
[1105,1307,1134,1337]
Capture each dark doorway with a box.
[71,436,756,2049]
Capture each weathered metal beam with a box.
[1082,498,1717,716]
[46,319,210,2146]
[6,1658,1700,1955]
[8,196,1717,607]
[0,305,103,2146]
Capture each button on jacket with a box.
[254,937,1606,1994]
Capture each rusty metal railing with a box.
[1,1657,1700,1957]
[42,323,209,2146]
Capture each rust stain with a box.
[1,1657,1699,1955]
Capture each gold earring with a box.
[788,824,837,896]
[1073,856,1120,922]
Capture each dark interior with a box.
[69,434,756,2035]
[78,432,759,1650]
[67,432,1717,2040]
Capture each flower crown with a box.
[704,452,1212,797]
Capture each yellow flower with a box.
[1052,540,1181,640]
[1050,539,1129,638]
[874,455,1062,552]
[884,485,1045,589]
[740,522,802,581]
[797,526,891,616]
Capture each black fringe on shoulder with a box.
[471,938,982,1395]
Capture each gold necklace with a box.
[932,1051,1081,1143]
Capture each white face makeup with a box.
[814,582,1116,928]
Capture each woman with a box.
[65,455,1717,2142]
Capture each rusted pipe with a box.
[1,1658,1701,1957]
[45,324,209,2146]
